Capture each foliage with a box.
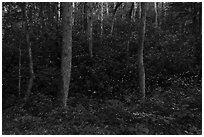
[2,2,202,135]
[2,85,202,135]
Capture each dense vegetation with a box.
[2,2,202,135]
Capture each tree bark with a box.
[61,2,73,107]
[87,2,93,58]
[132,2,137,22]
[57,2,61,24]
[110,2,122,36]
[154,2,158,28]
[110,2,117,36]
[137,2,147,101]
[192,3,202,66]
[106,2,109,15]
[138,3,141,19]
[72,2,75,25]
[82,3,87,33]
[56,2,61,47]
[126,40,130,65]
[100,2,104,45]
[110,14,115,36]
[18,39,21,97]
[24,2,35,102]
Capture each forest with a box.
[2,2,202,135]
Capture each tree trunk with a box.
[126,40,130,65]
[57,2,61,23]
[106,2,109,15]
[72,2,75,25]
[87,2,93,58]
[132,2,137,22]
[110,2,122,36]
[57,3,61,44]
[110,3,116,36]
[82,3,87,33]
[100,2,104,45]
[110,14,115,36]
[18,39,22,97]
[24,2,35,102]
[113,2,116,9]
[198,3,202,35]
[137,2,147,101]
[192,3,202,66]
[154,2,158,28]
[61,2,73,107]
[56,2,61,44]
[138,3,141,19]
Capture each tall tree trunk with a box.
[126,3,134,65]
[72,2,75,25]
[18,39,22,97]
[138,3,142,19]
[87,2,93,58]
[110,2,116,36]
[110,2,122,36]
[106,2,109,15]
[154,2,158,28]
[24,2,35,102]
[129,3,134,21]
[198,3,202,35]
[113,2,116,9]
[61,2,73,107]
[192,3,202,66]
[110,14,115,36]
[56,2,61,45]
[126,40,130,65]
[132,2,137,22]
[82,3,87,33]
[100,2,103,45]
[55,2,62,100]
[56,2,60,43]
[57,2,61,24]
[137,2,147,101]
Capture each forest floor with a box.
[2,79,202,135]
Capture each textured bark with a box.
[137,2,147,101]
[192,3,202,66]
[154,2,158,28]
[82,3,87,33]
[126,40,130,65]
[129,3,134,20]
[100,2,104,44]
[61,2,73,107]
[110,2,122,36]
[198,3,202,35]
[106,2,109,15]
[132,2,137,22]
[87,2,93,58]
[110,15,115,36]
[24,3,35,102]
[56,2,61,48]
[57,2,61,25]
[114,2,116,9]
[138,3,141,19]
[72,2,75,25]
[110,3,116,35]
[18,40,21,97]
[193,3,202,35]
